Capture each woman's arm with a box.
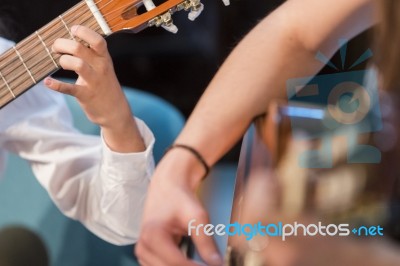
[136,0,376,265]
[177,0,375,171]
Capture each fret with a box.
[85,0,112,35]
[35,31,58,68]
[59,15,76,41]
[13,33,59,83]
[0,0,104,109]
[0,90,15,108]
[0,0,180,109]
[0,70,15,98]
[63,1,104,35]
[12,46,37,84]
[0,53,32,99]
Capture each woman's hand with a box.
[135,148,223,266]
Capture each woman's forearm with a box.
[175,0,375,170]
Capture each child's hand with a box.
[45,25,145,153]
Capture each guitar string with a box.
[108,0,190,32]
[0,0,146,70]
[5,15,98,76]
[0,0,144,79]
[0,0,118,71]
[0,0,161,101]
[0,3,91,75]
[0,12,99,101]
[0,3,142,101]
[0,13,97,100]
[0,27,100,101]
[0,0,108,98]
[84,0,150,33]
[0,24,102,102]
[0,0,153,75]
[0,13,95,77]
[97,0,146,31]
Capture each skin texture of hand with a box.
[44,25,145,153]
[135,148,223,266]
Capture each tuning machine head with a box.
[147,10,173,27]
[175,0,203,21]
[147,0,229,33]
[147,0,204,33]
[177,0,229,21]
[147,9,178,33]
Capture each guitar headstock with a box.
[96,0,229,34]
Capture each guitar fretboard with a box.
[0,1,104,108]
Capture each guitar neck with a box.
[0,1,107,109]
[0,0,206,109]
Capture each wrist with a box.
[102,115,146,153]
[165,144,210,177]
[99,100,133,129]
[156,148,209,191]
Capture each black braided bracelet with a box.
[165,144,210,179]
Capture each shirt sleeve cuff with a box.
[100,117,155,181]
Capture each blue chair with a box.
[0,85,185,266]
[63,85,185,163]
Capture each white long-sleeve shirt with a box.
[0,37,155,245]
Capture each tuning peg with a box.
[175,0,204,21]
[144,0,178,33]
[188,3,204,21]
[162,23,178,34]
[148,11,179,33]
